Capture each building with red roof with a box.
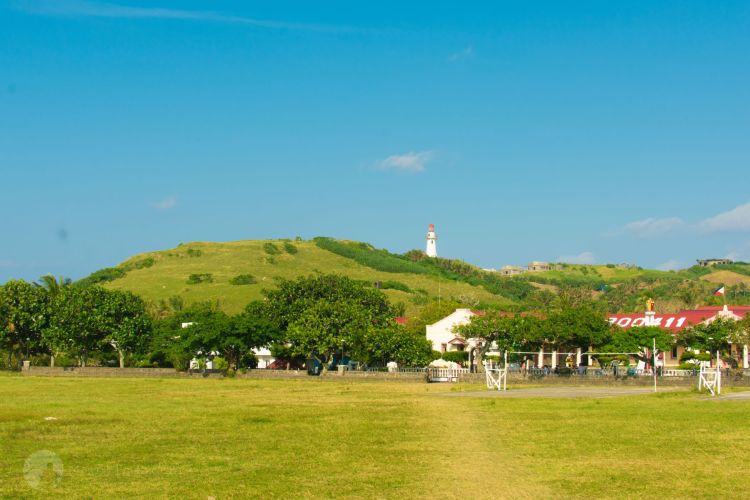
[608,305,750,368]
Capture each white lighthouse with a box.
[426,224,437,257]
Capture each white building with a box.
[426,224,437,258]
[426,308,480,353]
[253,347,275,369]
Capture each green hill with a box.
[79,237,750,315]
[90,239,516,315]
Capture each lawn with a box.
[0,375,748,498]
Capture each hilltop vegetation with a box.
[77,237,750,316]
[95,239,515,315]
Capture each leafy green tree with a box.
[601,326,673,368]
[0,280,49,366]
[456,312,544,370]
[264,274,395,364]
[362,323,433,366]
[97,289,151,367]
[152,301,280,370]
[677,318,746,367]
[543,306,613,351]
[45,287,151,367]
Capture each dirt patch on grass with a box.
[700,270,750,286]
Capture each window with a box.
[671,346,678,359]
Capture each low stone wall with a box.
[22,366,183,378]
[21,365,750,387]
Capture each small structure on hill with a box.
[697,258,733,267]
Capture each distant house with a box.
[499,265,525,276]
[527,261,551,272]
[697,258,733,267]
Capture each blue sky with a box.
[2,0,750,282]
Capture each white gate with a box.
[698,351,722,396]
[485,351,508,391]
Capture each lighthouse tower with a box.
[426,224,437,257]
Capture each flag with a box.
[713,286,725,296]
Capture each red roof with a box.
[608,305,750,333]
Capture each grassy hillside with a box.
[81,237,750,315]
[97,239,514,315]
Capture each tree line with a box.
[0,274,433,370]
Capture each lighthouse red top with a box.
[428,224,435,232]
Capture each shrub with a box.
[213,357,229,370]
[186,248,203,257]
[187,273,213,284]
[134,257,155,269]
[263,242,281,255]
[441,351,469,363]
[283,242,298,254]
[76,267,127,286]
[678,363,700,371]
[230,274,257,285]
[380,280,412,293]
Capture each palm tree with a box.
[34,274,71,296]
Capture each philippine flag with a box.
[713,286,725,296]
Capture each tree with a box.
[543,306,613,351]
[264,274,396,364]
[152,301,280,370]
[677,318,746,367]
[456,312,544,370]
[97,289,151,368]
[34,274,71,296]
[363,323,433,366]
[0,280,49,367]
[44,287,151,367]
[601,326,673,368]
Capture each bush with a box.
[187,273,213,284]
[225,368,236,378]
[283,242,298,254]
[186,248,203,257]
[263,242,281,255]
[134,257,155,269]
[380,280,412,293]
[240,352,258,369]
[76,267,127,286]
[212,357,229,370]
[678,363,700,371]
[230,274,257,285]
[441,351,469,363]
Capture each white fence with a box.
[426,367,469,382]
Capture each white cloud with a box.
[557,251,596,265]
[150,196,177,210]
[448,45,474,62]
[12,0,365,33]
[657,259,682,271]
[621,217,685,238]
[699,202,750,233]
[377,151,435,173]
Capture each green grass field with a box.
[1,376,749,498]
